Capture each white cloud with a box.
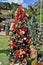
[22,3,28,8]
[13,0,24,4]
[7,0,12,3]
[2,0,12,3]
[3,0,24,4]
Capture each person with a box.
[3,24,5,31]
[0,24,2,32]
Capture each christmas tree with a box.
[29,13,43,62]
[8,6,32,65]
[29,13,39,45]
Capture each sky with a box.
[0,0,38,8]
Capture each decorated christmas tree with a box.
[8,6,32,65]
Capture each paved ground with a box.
[0,31,6,35]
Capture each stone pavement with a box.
[0,31,6,35]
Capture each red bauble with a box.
[16,29,21,35]
[15,50,20,57]
[21,28,28,33]
[11,40,15,48]
[11,43,15,48]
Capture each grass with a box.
[0,36,9,65]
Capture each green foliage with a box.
[40,48,43,54]
[0,2,11,10]
[27,57,35,65]
[0,2,18,10]
[11,2,18,11]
